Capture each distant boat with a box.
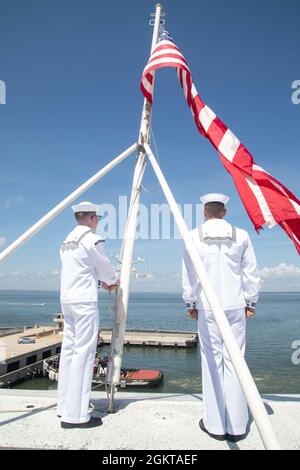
[43,353,163,388]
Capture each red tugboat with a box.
[44,353,163,388]
[93,355,163,388]
[120,369,163,388]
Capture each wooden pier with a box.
[99,329,198,348]
[0,326,198,387]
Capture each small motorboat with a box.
[43,353,163,388]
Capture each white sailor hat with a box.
[71,201,100,214]
[200,193,229,206]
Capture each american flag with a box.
[140,35,300,254]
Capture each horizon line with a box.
[0,289,299,294]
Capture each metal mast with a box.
[105,3,163,412]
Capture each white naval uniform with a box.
[57,225,117,423]
[182,218,260,435]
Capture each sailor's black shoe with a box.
[199,419,227,441]
[226,432,247,442]
[61,417,102,429]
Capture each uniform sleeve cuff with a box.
[185,301,196,309]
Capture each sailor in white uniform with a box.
[57,201,118,428]
[182,193,260,441]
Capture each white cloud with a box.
[131,272,182,292]
[0,264,298,292]
[261,263,300,279]
[146,273,155,280]
[0,271,60,290]
[0,236,6,247]
[260,263,300,291]
[132,264,300,293]
[4,195,24,210]
[15,196,24,205]
[4,198,11,210]
[12,270,22,276]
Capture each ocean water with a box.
[0,290,299,394]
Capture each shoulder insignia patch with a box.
[95,240,105,245]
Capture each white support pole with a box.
[0,143,137,264]
[144,142,281,450]
[106,4,163,408]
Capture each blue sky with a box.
[0,0,299,291]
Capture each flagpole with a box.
[144,142,281,450]
[0,143,138,265]
[106,3,163,412]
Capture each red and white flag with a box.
[140,37,300,254]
